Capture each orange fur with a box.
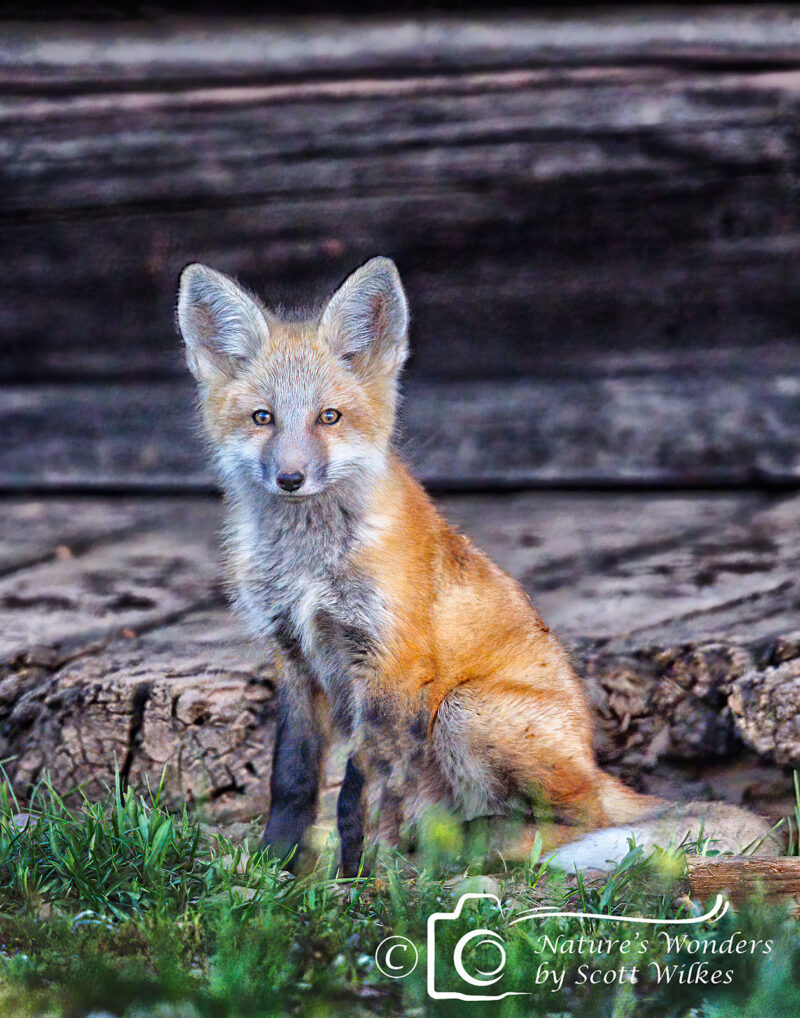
[350,455,664,834]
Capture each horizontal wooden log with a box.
[4,207,800,383]
[1,491,799,825]
[0,497,181,575]
[4,12,800,90]
[2,15,800,382]
[3,367,800,489]
[687,856,800,909]
[6,67,800,217]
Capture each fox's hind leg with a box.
[346,697,439,864]
[431,679,662,835]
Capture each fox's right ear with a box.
[177,263,267,382]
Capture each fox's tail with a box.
[549,773,782,872]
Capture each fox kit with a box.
[178,256,778,874]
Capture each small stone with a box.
[445,874,502,898]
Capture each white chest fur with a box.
[226,496,388,695]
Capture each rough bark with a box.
[729,657,800,767]
[687,856,800,911]
[0,609,277,823]
[1,492,798,828]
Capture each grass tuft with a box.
[0,773,796,1016]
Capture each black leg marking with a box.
[262,696,324,868]
[337,756,365,877]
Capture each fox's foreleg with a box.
[335,721,411,875]
[335,739,406,873]
[337,756,366,877]
[346,693,431,858]
[262,675,329,868]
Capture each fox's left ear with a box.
[320,257,409,376]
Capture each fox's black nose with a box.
[276,471,305,493]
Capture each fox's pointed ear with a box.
[320,257,409,375]
[177,263,267,382]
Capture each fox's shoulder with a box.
[358,454,444,547]
[358,455,537,615]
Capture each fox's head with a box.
[177,257,409,500]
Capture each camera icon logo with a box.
[426,893,528,1001]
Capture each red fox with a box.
[177,256,779,874]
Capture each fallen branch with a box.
[687,855,800,913]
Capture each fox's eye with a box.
[252,409,273,426]
[318,408,341,426]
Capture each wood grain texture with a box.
[3,366,800,489]
[0,491,797,824]
[0,498,180,575]
[6,65,799,216]
[687,856,800,909]
[2,13,800,385]
[4,11,800,89]
[4,206,800,383]
[0,499,223,665]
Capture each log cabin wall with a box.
[2,7,800,490]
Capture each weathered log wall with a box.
[2,11,800,489]
[3,369,800,490]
